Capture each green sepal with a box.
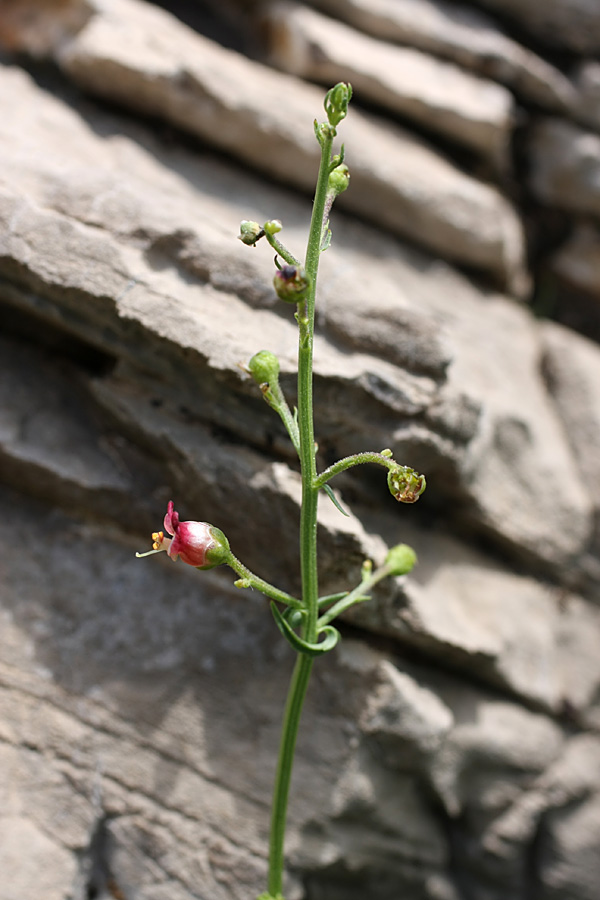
[270,603,340,656]
[320,228,332,252]
[257,893,285,900]
[322,483,349,516]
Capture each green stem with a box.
[226,553,303,609]
[265,124,336,898]
[267,653,313,897]
[314,451,396,490]
[264,232,302,268]
[263,381,300,455]
[317,565,391,627]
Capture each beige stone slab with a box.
[306,0,575,111]
[553,223,600,300]
[0,0,527,292]
[474,0,600,54]
[529,118,600,218]
[263,1,514,165]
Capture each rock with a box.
[262,1,515,165]
[541,321,600,511]
[474,0,600,54]
[345,521,600,711]
[529,118,600,217]
[359,659,454,769]
[552,222,600,300]
[0,0,527,292]
[305,0,575,111]
[538,793,600,900]
[571,61,600,132]
[0,3,600,897]
[0,816,78,900]
[417,286,592,569]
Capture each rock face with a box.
[0,0,600,899]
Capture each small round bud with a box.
[238,220,262,245]
[234,578,252,589]
[273,265,311,304]
[385,544,417,576]
[361,558,373,580]
[328,163,350,196]
[324,82,352,128]
[247,350,280,385]
[387,466,426,503]
[264,219,283,236]
[380,448,393,458]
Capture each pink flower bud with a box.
[137,501,230,569]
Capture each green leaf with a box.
[271,603,340,656]
[317,591,348,608]
[322,483,349,516]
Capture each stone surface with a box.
[541,321,600,514]
[0,0,600,898]
[571,61,600,132]
[529,118,600,217]
[474,0,600,54]
[263,1,514,165]
[2,0,527,293]
[552,222,600,300]
[306,0,575,111]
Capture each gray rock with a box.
[306,0,575,111]
[359,659,454,768]
[0,5,600,898]
[474,0,600,54]
[552,222,600,299]
[0,0,527,292]
[263,1,515,165]
[570,61,600,132]
[529,118,600,217]
[542,321,600,511]
[346,521,600,711]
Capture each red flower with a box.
[137,501,230,569]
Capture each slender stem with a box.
[264,232,302,268]
[317,565,391,627]
[226,553,303,609]
[267,653,313,897]
[265,126,336,898]
[314,451,396,490]
[263,382,300,455]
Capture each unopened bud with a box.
[273,265,311,304]
[328,163,350,196]
[247,350,280,385]
[264,219,282,236]
[387,466,426,503]
[385,544,417,576]
[324,82,352,128]
[238,220,262,245]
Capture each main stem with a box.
[266,128,335,898]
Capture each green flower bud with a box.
[264,219,282,236]
[324,82,352,128]
[238,220,262,245]
[247,349,280,385]
[328,163,350,196]
[387,466,426,503]
[385,544,417,576]
[273,265,311,304]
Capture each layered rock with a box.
[1,0,600,898]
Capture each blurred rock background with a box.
[1,0,600,898]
